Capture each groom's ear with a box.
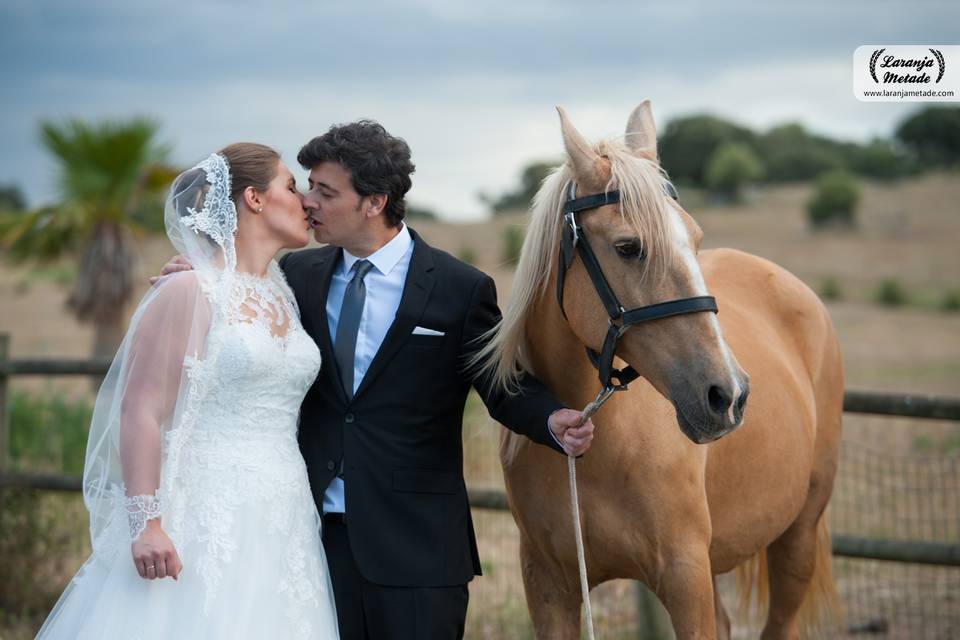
[364,193,387,219]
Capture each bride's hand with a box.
[149,255,194,285]
[132,520,183,581]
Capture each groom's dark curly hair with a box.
[297,120,415,228]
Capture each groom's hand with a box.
[548,409,595,457]
[149,255,194,285]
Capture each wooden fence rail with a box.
[1,474,957,568]
[1,334,959,571]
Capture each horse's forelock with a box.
[605,143,678,286]
[468,140,678,407]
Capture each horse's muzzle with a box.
[674,379,749,444]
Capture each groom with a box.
[161,121,594,639]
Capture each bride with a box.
[37,144,339,638]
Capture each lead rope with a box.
[568,385,618,640]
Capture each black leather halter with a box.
[557,181,718,391]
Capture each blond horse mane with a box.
[468,138,677,466]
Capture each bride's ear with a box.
[242,186,264,214]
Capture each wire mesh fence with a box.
[465,413,960,639]
[826,415,960,640]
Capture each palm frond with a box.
[0,205,89,263]
[38,117,169,222]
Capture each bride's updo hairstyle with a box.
[171,143,281,243]
[218,142,281,207]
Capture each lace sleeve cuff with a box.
[125,492,163,541]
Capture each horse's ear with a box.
[625,99,657,159]
[557,106,605,188]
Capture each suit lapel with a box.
[351,230,435,403]
[309,247,349,405]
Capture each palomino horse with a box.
[474,102,843,639]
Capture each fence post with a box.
[0,333,8,473]
[636,581,672,639]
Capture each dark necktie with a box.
[334,259,374,400]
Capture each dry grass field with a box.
[1,173,958,638]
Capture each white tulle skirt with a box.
[36,488,339,639]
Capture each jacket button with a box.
[327,460,335,471]
[345,413,355,424]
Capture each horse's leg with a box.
[713,577,731,640]
[655,547,717,640]
[519,539,581,640]
[763,388,841,640]
[759,514,822,640]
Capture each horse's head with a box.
[556,102,749,443]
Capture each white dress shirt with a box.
[322,223,414,515]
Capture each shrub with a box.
[8,390,91,475]
[940,289,960,312]
[819,277,843,301]
[0,489,88,619]
[458,244,477,265]
[874,278,907,307]
[807,170,860,229]
[502,226,524,266]
[0,391,93,621]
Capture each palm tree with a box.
[0,118,176,360]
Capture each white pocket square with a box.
[412,326,445,336]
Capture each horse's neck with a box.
[524,287,602,412]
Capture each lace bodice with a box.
[191,289,320,442]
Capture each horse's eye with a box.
[615,241,644,260]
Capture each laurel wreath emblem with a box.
[869,48,885,83]
[930,48,946,83]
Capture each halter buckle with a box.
[564,211,580,247]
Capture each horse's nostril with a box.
[736,388,749,413]
[707,385,731,417]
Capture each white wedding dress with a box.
[36,270,339,639]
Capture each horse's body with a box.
[481,103,843,639]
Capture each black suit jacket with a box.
[279,228,564,587]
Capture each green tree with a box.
[658,115,756,185]
[0,118,175,360]
[846,138,916,180]
[703,142,764,202]
[895,106,960,167]
[482,160,558,215]
[0,184,26,212]
[806,170,860,229]
[755,123,846,182]
[405,203,438,221]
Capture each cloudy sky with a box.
[2,0,956,220]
